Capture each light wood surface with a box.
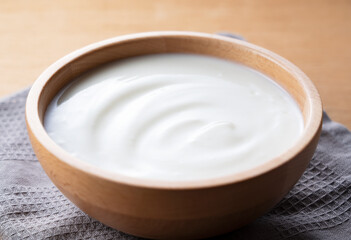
[26,32,322,239]
[1,0,350,129]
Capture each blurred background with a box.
[1,0,350,128]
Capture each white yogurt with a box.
[45,53,304,181]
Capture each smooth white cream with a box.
[45,53,304,181]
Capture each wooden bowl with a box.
[26,31,322,239]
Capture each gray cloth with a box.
[0,87,350,240]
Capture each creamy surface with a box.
[45,53,304,181]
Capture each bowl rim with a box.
[26,31,323,190]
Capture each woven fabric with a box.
[0,88,350,240]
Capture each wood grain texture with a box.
[26,32,322,239]
[0,0,350,128]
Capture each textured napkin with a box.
[1,91,351,239]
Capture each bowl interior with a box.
[28,32,322,188]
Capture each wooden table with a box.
[1,0,350,129]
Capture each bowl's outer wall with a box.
[26,32,323,239]
[27,122,321,239]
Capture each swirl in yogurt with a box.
[45,54,304,181]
